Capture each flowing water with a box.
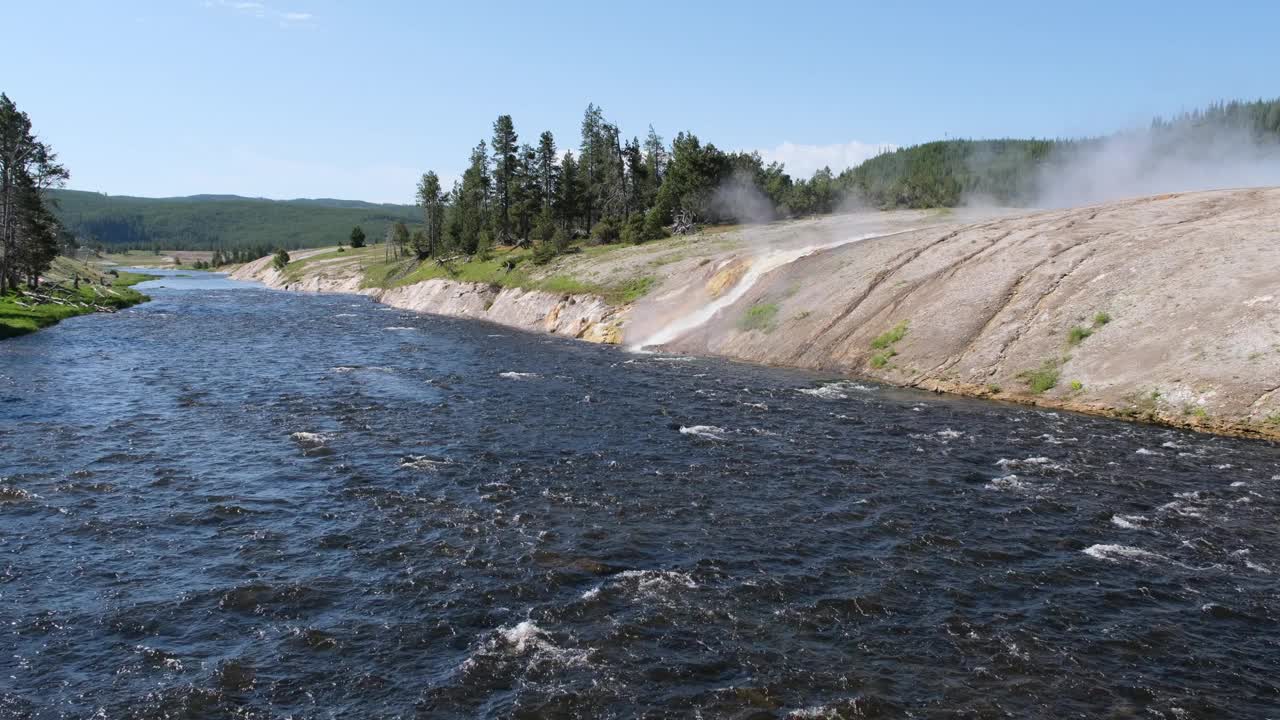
[1,270,1277,718]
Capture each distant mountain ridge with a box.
[48,190,420,252]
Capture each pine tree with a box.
[12,177,59,287]
[415,171,444,258]
[409,228,431,259]
[536,131,558,210]
[578,104,604,229]
[459,141,491,254]
[643,126,668,192]
[623,136,648,218]
[599,122,626,221]
[443,181,463,252]
[555,150,582,235]
[0,94,69,292]
[490,115,518,244]
[349,225,366,248]
[512,144,539,245]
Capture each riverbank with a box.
[233,188,1280,441]
[0,258,152,339]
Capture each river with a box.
[1,270,1277,718]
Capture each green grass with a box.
[870,350,897,368]
[870,320,909,349]
[351,246,656,307]
[738,302,780,332]
[1067,326,1093,345]
[1264,412,1280,426]
[393,250,534,287]
[0,272,152,340]
[603,276,656,305]
[1019,360,1060,394]
[1067,311,1113,346]
[866,320,909,370]
[537,275,594,295]
[280,244,386,283]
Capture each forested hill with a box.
[48,190,420,251]
[843,139,1060,208]
[845,98,1280,208]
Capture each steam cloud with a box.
[710,171,777,225]
[1031,122,1280,208]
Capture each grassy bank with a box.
[93,249,214,269]
[0,262,153,340]
[280,242,658,306]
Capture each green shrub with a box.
[643,209,671,241]
[533,210,556,245]
[1019,360,1060,394]
[272,249,290,271]
[531,241,558,266]
[1066,312,1112,346]
[1067,326,1093,345]
[607,276,656,305]
[1070,380,1084,392]
[739,302,779,332]
[620,213,647,245]
[590,217,621,244]
[871,320,908,349]
[870,351,896,368]
[552,227,571,253]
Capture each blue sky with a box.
[3,1,1277,203]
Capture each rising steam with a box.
[1030,122,1280,208]
[710,171,777,225]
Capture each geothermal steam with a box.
[1029,121,1280,208]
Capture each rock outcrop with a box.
[654,188,1280,439]
[229,252,625,343]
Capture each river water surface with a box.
[1,271,1277,718]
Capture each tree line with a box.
[399,96,1280,264]
[0,94,70,293]
[401,104,878,264]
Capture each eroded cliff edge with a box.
[230,254,626,343]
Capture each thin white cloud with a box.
[754,140,898,179]
[205,0,314,26]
